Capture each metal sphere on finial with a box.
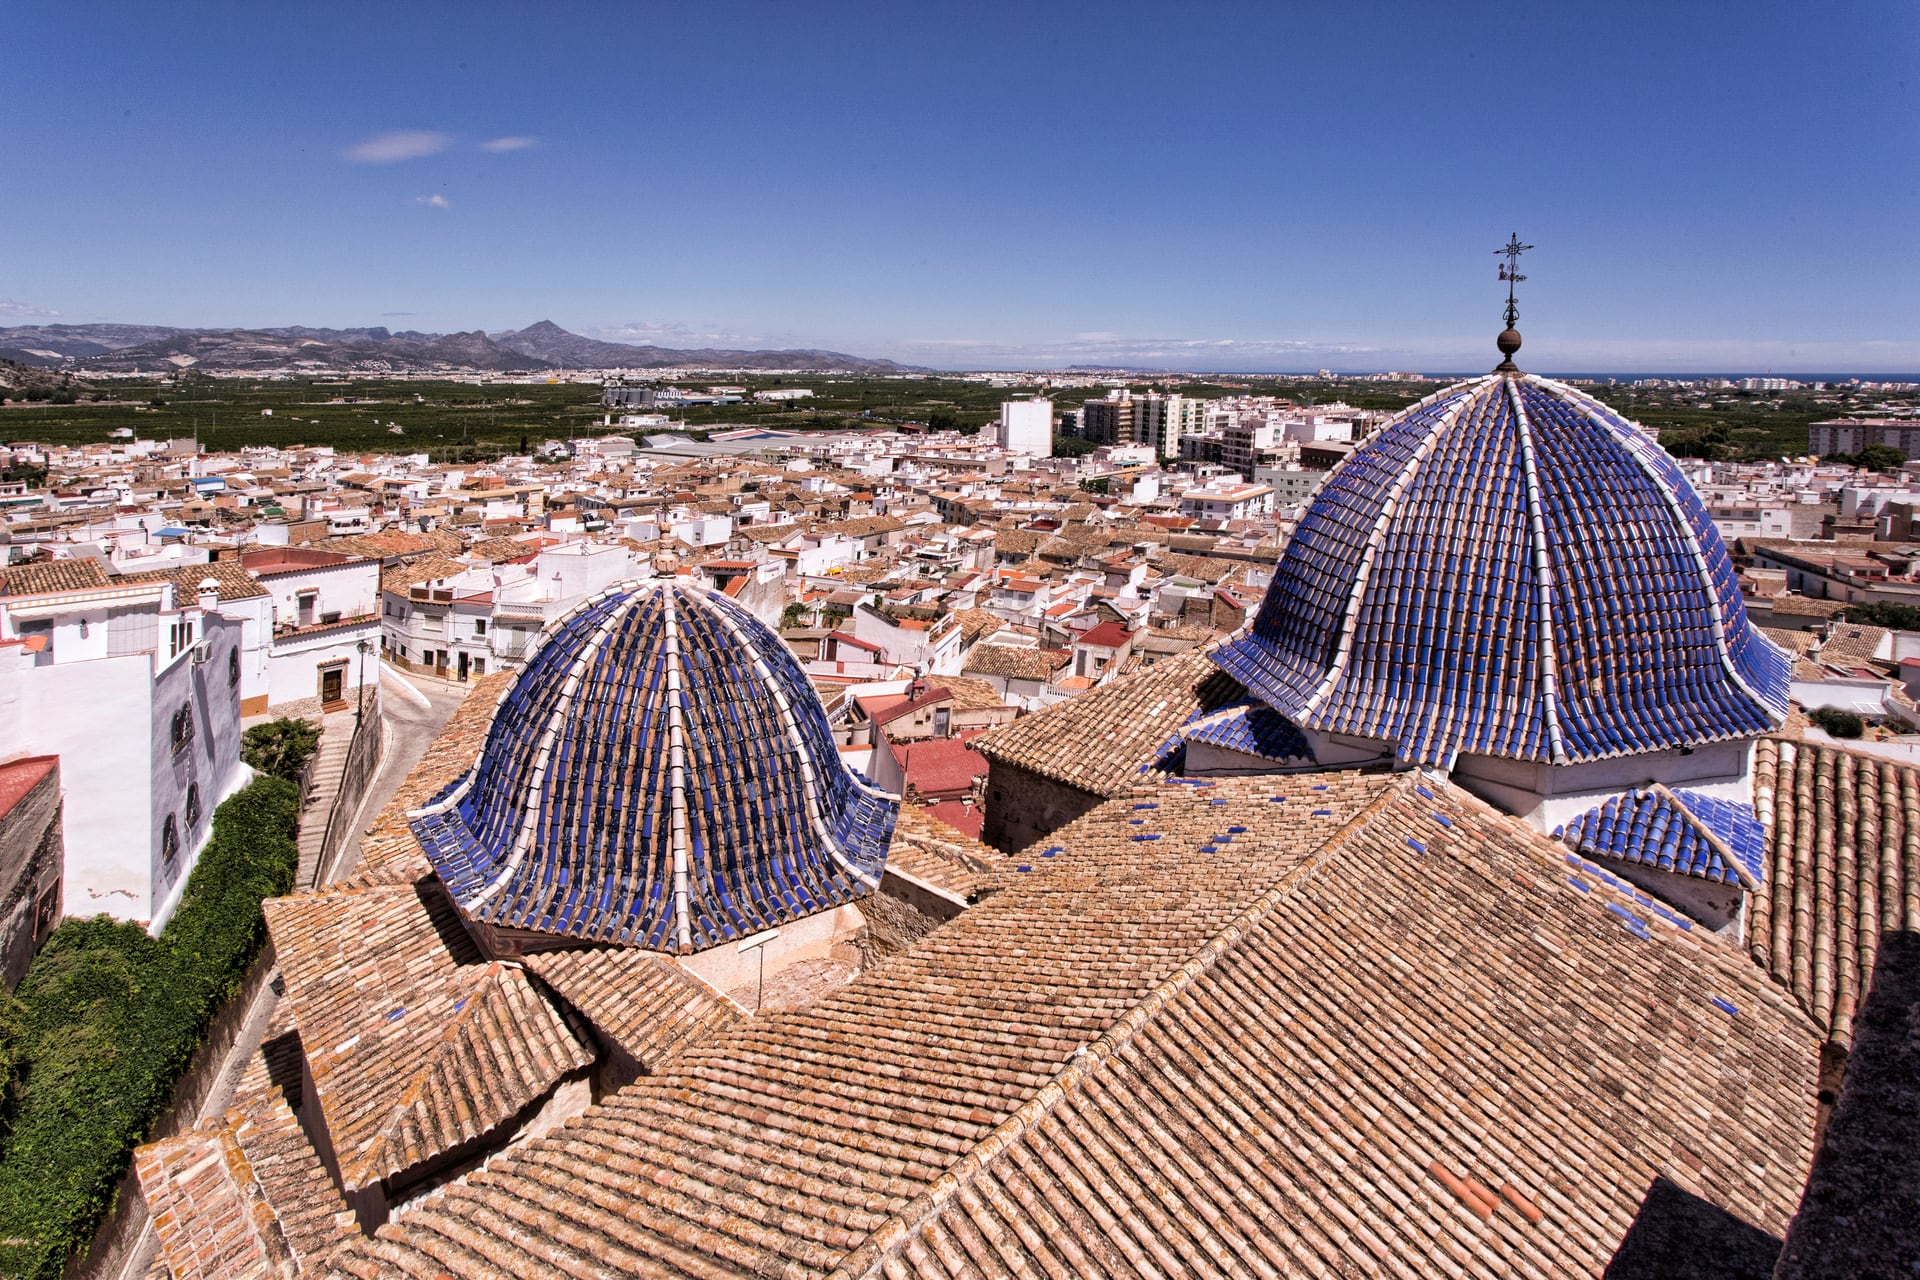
[1493,233,1533,373]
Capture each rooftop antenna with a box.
[1494,233,1532,373]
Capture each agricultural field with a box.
[2,368,1906,463]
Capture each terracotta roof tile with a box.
[971,646,1244,796]
[522,947,743,1073]
[135,1090,356,1280]
[1750,737,1920,1046]
[262,878,594,1193]
[0,557,111,596]
[312,773,1818,1280]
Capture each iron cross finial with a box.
[1496,233,1533,330]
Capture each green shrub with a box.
[1809,706,1866,739]
[0,777,299,1279]
[1842,601,1920,632]
[240,717,321,782]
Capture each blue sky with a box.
[4,1,1915,372]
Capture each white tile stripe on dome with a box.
[1506,376,1571,766]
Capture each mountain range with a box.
[0,321,919,375]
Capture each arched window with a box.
[228,647,241,688]
[170,703,195,753]
[185,783,201,826]
[161,814,179,868]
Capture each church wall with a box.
[982,759,1104,853]
[678,901,866,1004]
[1452,738,1753,833]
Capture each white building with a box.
[0,572,249,928]
[240,547,383,716]
[995,398,1054,457]
[1179,480,1276,522]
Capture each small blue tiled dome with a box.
[1214,374,1790,768]
[410,580,898,952]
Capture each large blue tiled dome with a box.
[410,580,898,952]
[1214,373,1790,768]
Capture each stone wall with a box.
[0,764,62,989]
[981,759,1105,854]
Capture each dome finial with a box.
[1494,232,1533,372]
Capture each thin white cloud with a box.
[343,130,451,163]
[0,298,60,318]
[412,194,450,209]
[480,136,538,153]
[381,311,417,318]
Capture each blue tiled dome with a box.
[410,580,898,952]
[1214,374,1790,767]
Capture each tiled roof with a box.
[261,878,594,1193]
[135,1090,355,1280]
[355,671,513,878]
[938,675,1007,711]
[378,554,469,595]
[1750,738,1920,1046]
[1557,784,1765,887]
[1175,699,1315,767]
[971,647,1244,797]
[1758,624,1819,654]
[1818,623,1890,669]
[313,772,1817,1280]
[409,581,898,952]
[522,947,742,1073]
[0,556,110,596]
[883,804,1007,902]
[120,558,270,603]
[1214,374,1791,767]
[961,643,1069,681]
[1768,595,1849,618]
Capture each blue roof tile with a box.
[1556,786,1764,887]
[1212,374,1789,768]
[408,581,898,953]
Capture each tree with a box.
[1856,444,1906,474]
[1808,707,1865,739]
[240,718,322,781]
[781,603,811,629]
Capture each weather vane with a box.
[1496,233,1533,331]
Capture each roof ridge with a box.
[826,773,1422,1279]
[1506,378,1570,766]
[1649,782,1758,890]
[346,959,506,1187]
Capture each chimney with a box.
[198,577,220,613]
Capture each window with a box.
[474,618,487,637]
[170,702,195,753]
[185,782,201,826]
[33,881,59,939]
[160,814,179,869]
[228,647,241,688]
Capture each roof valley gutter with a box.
[1535,374,1790,724]
[1298,380,1485,728]
[663,584,695,952]
[1506,377,1571,765]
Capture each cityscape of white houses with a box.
[4,383,1920,964]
